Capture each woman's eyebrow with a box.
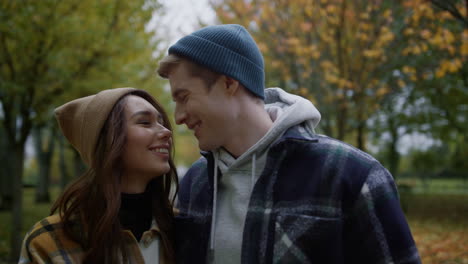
[131,110,164,123]
[131,110,153,118]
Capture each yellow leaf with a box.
[257,42,268,53]
[402,47,411,56]
[358,32,369,41]
[360,13,370,20]
[312,50,320,59]
[403,66,416,74]
[380,31,395,43]
[420,29,431,39]
[300,22,313,31]
[286,37,301,47]
[404,28,414,36]
[383,10,392,19]
[325,73,339,84]
[320,60,334,69]
[461,42,468,56]
[326,4,336,13]
[272,60,281,69]
[447,59,462,73]
[435,69,445,78]
[376,86,389,97]
[421,43,429,52]
[463,29,468,39]
[430,33,443,46]
[398,79,406,88]
[338,79,347,89]
[447,45,456,55]
[363,49,380,58]
[361,23,372,31]
[442,29,455,44]
[412,45,422,55]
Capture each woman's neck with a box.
[120,172,150,193]
[119,191,152,241]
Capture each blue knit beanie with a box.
[168,24,265,99]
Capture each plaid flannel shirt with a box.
[174,124,421,264]
[19,214,168,264]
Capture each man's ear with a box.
[224,76,240,96]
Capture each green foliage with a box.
[0,0,168,259]
[0,0,165,124]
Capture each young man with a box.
[158,24,420,264]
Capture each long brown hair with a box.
[51,90,179,263]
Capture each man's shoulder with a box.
[178,156,212,209]
[282,130,379,166]
[315,135,377,160]
[179,156,210,191]
[279,131,388,188]
[183,156,209,180]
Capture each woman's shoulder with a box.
[23,214,81,249]
[20,214,84,263]
[27,214,62,236]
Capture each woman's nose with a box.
[157,127,172,140]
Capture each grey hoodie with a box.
[210,88,321,263]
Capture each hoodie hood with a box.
[215,87,321,170]
[264,87,321,138]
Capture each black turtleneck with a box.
[119,192,153,241]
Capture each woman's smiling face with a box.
[120,95,172,192]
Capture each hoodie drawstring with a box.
[251,153,256,191]
[210,157,219,250]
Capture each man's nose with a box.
[174,105,186,125]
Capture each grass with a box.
[397,177,468,194]
[403,193,468,264]
[0,186,467,263]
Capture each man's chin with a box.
[198,142,216,152]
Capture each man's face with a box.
[168,62,234,151]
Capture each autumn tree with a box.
[211,0,401,151]
[397,0,467,174]
[0,0,166,259]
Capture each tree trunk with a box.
[58,134,70,190]
[10,141,25,261]
[0,155,14,210]
[387,118,400,178]
[0,126,13,210]
[33,126,56,203]
[356,120,366,151]
[336,102,347,141]
[356,105,366,151]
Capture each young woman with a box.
[19,88,178,264]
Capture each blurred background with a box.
[0,0,467,263]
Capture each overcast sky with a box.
[153,0,217,49]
